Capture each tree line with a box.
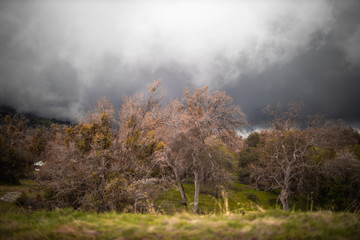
[242,103,360,211]
[1,80,359,213]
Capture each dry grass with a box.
[1,209,359,240]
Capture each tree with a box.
[245,132,260,148]
[38,81,168,212]
[301,116,360,211]
[237,149,259,184]
[37,81,246,213]
[2,114,26,148]
[0,114,33,183]
[160,100,191,205]
[250,102,312,211]
[165,87,246,213]
[0,134,28,184]
[117,80,167,179]
[319,150,360,211]
[38,99,119,212]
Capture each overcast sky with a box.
[0,0,359,127]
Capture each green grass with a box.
[0,179,289,215]
[0,179,300,216]
[155,183,279,214]
[1,181,359,239]
[0,180,278,218]
[0,209,359,239]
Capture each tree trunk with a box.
[193,171,200,214]
[174,168,187,205]
[280,164,291,211]
[279,189,289,211]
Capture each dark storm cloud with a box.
[222,0,360,128]
[0,0,359,126]
[224,42,360,126]
[82,55,194,111]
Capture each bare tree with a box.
[158,99,191,206]
[251,102,312,211]
[165,87,246,213]
[251,129,312,211]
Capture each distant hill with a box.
[0,105,72,128]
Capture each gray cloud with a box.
[0,0,359,126]
[223,42,360,126]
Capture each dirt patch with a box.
[55,225,100,237]
[55,225,77,236]
[82,228,99,236]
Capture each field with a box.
[1,181,359,240]
[1,209,359,239]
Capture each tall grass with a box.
[1,208,359,240]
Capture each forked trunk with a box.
[193,171,200,214]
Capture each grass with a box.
[0,180,290,215]
[1,181,359,239]
[0,208,359,239]
[156,183,279,214]
[0,179,41,214]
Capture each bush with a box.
[238,150,259,168]
[238,149,259,184]
[245,132,260,148]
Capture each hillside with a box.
[0,105,72,127]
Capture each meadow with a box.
[1,180,359,240]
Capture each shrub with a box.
[245,132,260,148]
